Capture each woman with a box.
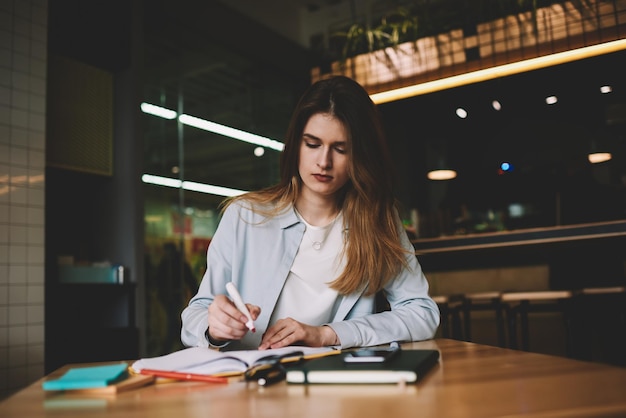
[181,76,439,350]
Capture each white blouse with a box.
[269,212,345,327]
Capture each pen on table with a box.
[139,369,230,384]
[226,282,256,332]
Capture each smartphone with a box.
[342,348,399,363]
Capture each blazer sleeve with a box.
[327,221,440,348]
[180,204,238,348]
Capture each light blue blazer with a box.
[181,201,440,350]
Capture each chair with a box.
[570,286,626,366]
[461,291,506,347]
[501,290,575,354]
[432,294,463,340]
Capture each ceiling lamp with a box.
[588,131,613,164]
[427,169,457,180]
[588,152,612,164]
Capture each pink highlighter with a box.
[226,282,256,333]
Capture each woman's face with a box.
[298,113,350,202]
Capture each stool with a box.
[432,294,463,340]
[570,286,626,366]
[461,291,506,347]
[502,290,575,354]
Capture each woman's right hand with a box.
[207,294,261,342]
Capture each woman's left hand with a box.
[258,317,339,349]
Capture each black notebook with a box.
[286,349,440,384]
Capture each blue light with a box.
[500,162,511,171]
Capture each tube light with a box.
[140,103,177,119]
[179,114,285,151]
[142,174,247,197]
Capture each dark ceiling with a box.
[49,0,626,222]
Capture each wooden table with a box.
[2,339,626,417]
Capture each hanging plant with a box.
[331,7,419,61]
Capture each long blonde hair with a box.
[225,76,410,296]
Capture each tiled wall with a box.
[0,0,47,399]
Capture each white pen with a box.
[225,282,256,333]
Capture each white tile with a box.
[9,204,27,223]
[0,105,9,124]
[8,244,26,263]
[26,325,43,346]
[14,2,30,20]
[8,344,27,366]
[31,23,46,42]
[0,224,6,242]
[10,127,28,147]
[28,168,44,187]
[27,187,43,206]
[0,30,10,52]
[0,267,6,289]
[8,307,27,327]
[11,51,29,73]
[0,67,9,87]
[29,74,44,95]
[26,225,42,244]
[9,186,27,205]
[28,131,44,150]
[0,330,7,351]
[26,284,42,305]
[8,365,30,389]
[10,108,28,128]
[28,149,45,168]
[26,305,43,324]
[8,264,26,284]
[26,245,43,264]
[8,284,26,304]
[9,167,28,187]
[31,5,47,26]
[0,47,9,68]
[11,71,28,91]
[0,244,7,264]
[0,184,9,204]
[9,224,26,243]
[0,203,8,222]
[27,362,45,383]
[26,264,43,285]
[0,162,7,180]
[30,57,44,78]
[26,344,44,366]
[9,148,27,168]
[0,306,7,325]
[30,41,46,61]
[29,112,45,132]
[26,206,42,225]
[11,89,28,109]
[0,144,8,163]
[0,86,8,106]
[0,285,6,304]
[13,17,29,38]
[0,125,9,144]
[29,94,44,113]
[0,10,10,32]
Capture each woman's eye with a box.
[334,146,346,154]
[305,142,320,148]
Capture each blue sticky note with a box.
[42,364,129,391]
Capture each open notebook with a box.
[131,346,339,377]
